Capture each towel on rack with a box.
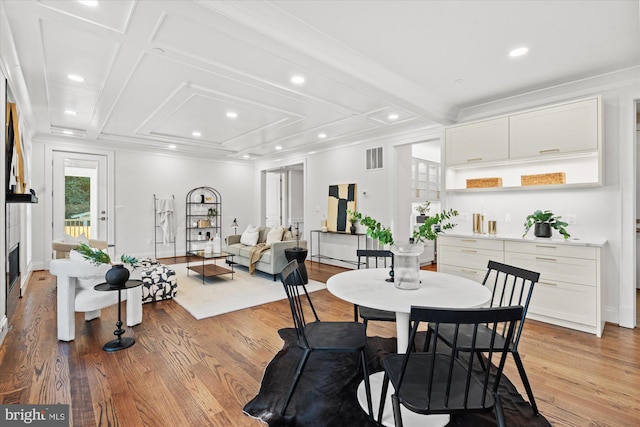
[156,197,176,246]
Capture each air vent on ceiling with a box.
[365,147,383,170]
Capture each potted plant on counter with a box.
[522,210,570,239]
[415,201,431,223]
[348,212,359,235]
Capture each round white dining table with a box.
[327,268,493,427]
[326,268,492,352]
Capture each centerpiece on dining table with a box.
[347,208,458,290]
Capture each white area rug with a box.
[171,263,326,320]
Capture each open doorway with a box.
[263,163,304,233]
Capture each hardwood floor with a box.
[0,262,638,426]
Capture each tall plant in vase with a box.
[347,209,458,290]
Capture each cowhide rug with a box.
[243,328,552,427]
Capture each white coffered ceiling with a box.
[1,0,639,161]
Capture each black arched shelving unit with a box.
[185,187,222,254]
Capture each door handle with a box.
[100,217,107,221]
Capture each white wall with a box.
[30,142,256,267]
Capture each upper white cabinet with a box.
[509,98,599,159]
[444,96,602,191]
[445,117,509,166]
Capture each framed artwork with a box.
[327,183,356,232]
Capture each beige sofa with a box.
[225,227,307,280]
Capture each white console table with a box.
[309,230,370,267]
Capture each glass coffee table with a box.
[186,251,235,284]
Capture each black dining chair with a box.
[279,259,373,418]
[427,260,541,415]
[354,249,397,333]
[378,305,523,427]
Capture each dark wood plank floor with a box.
[0,261,638,426]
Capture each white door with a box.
[265,172,283,228]
[52,151,109,243]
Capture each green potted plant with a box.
[415,201,431,223]
[347,208,459,245]
[74,243,138,286]
[348,211,359,235]
[347,208,458,290]
[522,210,570,239]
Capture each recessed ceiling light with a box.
[226,111,238,119]
[509,47,529,57]
[64,110,77,115]
[168,144,177,150]
[192,131,201,137]
[388,113,399,121]
[67,74,85,82]
[275,145,283,150]
[242,154,250,159]
[78,0,98,6]
[291,75,305,85]
[318,133,327,139]
[62,130,73,135]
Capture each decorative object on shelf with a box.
[523,210,570,239]
[521,172,566,186]
[207,207,217,220]
[320,217,328,232]
[231,218,239,234]
[204,239,213,254]
[73,243,138,287]
[212,233,221,253]
[200,194,205,203]
[348,209,458,289]
[466,177,503,189]
[197,219,211,228]
[415,201,431,223]
[327,183,356,232]
[488,220,497,235]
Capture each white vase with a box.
[391,243,424,290]
[212,234,221,253]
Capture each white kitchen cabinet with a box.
[437,236,504,283]
[443,96,602,191]
[437,234,604,337]
[445,117,509,166]
[504,240,602,337]
[509,97,599,159]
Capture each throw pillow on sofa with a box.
[240,225,260,246]
[265,226,286,245]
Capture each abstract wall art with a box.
[327,183,356,232]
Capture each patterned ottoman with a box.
[136,259,178,304]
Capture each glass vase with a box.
[391,243,424,290]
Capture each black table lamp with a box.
[231,218,238,234]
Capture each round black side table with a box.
[94,280,143,352]
[284,247,309,284]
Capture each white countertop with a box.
[438,231,607,247]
